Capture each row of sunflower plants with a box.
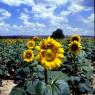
[0,38,25,85]
[82,37,95,62]
[0,37,38,79]
[60,35,94,95]
[0,35,94,95]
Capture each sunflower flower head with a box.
[32,36,39,41]
[36,37,64,70]
[70,34,81,42]
[26,40,35,49]
[5,39,16,45]
[68,41,82,55]
[23,49,34,63]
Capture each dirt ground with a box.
[0,80,16,95]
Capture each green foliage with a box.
[0,38,94,95]
[35,79,70,95]
[60,49,94,94]
[24,80,36,95]
[9,73,70,95]
[10,86,26,95]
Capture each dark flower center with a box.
[72,37,79,41]
[71,44,78,51]
[29,43,33,46]
[26,52,32,58]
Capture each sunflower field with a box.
[0,35,95,95]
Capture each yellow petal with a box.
[56,53,64,59]
[57,48,64,53]
[35,46,40,51]
[54,58,62,67]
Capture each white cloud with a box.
[60,24,94,36]
[19,13,29,21]
[0,19,94,36]
[82,14,94,24]
[0,0,35,6]
[19,12,45,28]
[67,0,92,13]
[19,13,30,25]
[60,11,70,16]
[68,3,92,13]
[0,8,11,21]
[0,0,68,7]
[20,5,67,28]
[23,8,29,13]
[68,4,85,12]
[32,4,55,16]
[0,9,46,36]
[0,21,46,36]
[88,14,94,23]
[80,14,94,36]
[32,4,68,27]
[0,22,10,31]
[43,0,68,7]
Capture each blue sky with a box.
[0,0,94,36]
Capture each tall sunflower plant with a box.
[15,39,39,83]
[60,35,83,75]
[5,39,37,88]
[60,35,93,95]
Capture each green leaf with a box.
[0,65,5,75]
[35,79,70,95]
[35,81,45,95]
[24,80,35,95]
[54,80,70,95]
[33,65,44,80]
[9,86,26,95]
[44,85,53,95]
[48,71,68,83]
[79,83,93,94]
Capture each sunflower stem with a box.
[73,54,78,75]
[45,69,48,84]
[73,54,76,64]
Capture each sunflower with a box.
[23,49,34,62]
[68,41,82,54]
[32,36,39,41]
[5,39,16,45]
[26,40,35,49]
[70,34,81,42]
[36,37,64,70]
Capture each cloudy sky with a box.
[0,0,94,36]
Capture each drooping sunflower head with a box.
[32,36,39,41]
[36,37,64,70]
[23,49,34,63]
[70,34,81,42]
[26,40,35,49]
[68,41,82,54]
